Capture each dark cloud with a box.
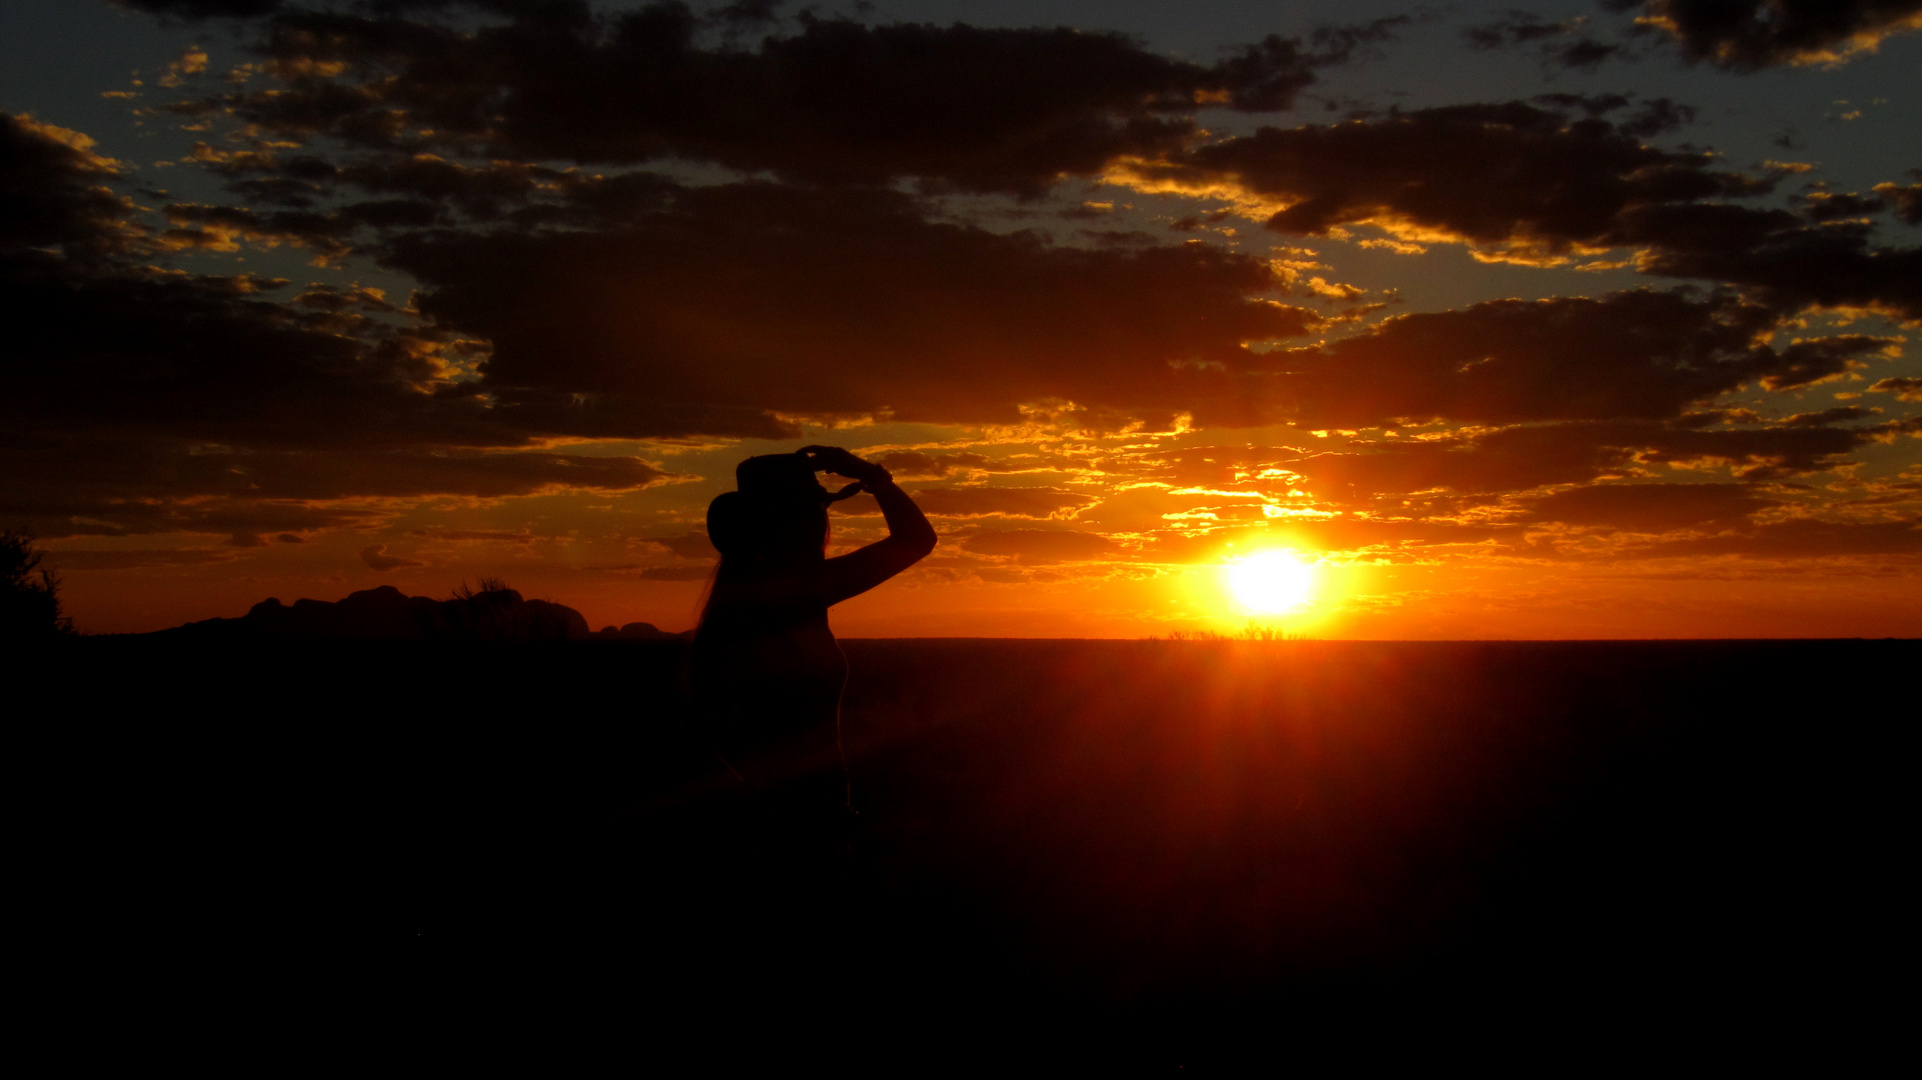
[1249,516,1513,555]
[1761,335,1903,391]
[874,451,982,479]
[908,487,1096,519]
[1090,445,1283,488]
[1520,483,1776,529]
[642,531,719,559]
[1466,13,1589,49]
[2,252,485,450]
[158,202,360,261]
[1611,97,1698,138]
[191,142,588,219]
[1609,0,1922,70]
[291,282,395,313]
[1801,190,1888,222]
[2,113,452,455]
[1553,417,1892,479]
[1131,101,1922,318]
[0,111,723,540]
[1265,290,1888,428]
[1876,179,1922,226]
[1627,517,1922,558]
[409,528,535,543]
[157,2,1397,195]
[1465,13,1627,70]
[1210,17,1409,112]
[1296,431,1618,499]
[0,268,678,535]
[0,434,673,540]
[41,548,238,571]
[1635,218,1922,319]
[0,238,792,452]
[1555,37,1629,69]
[1869,377,1922,402]
[1245,496,1922,562]
[961,529,1115,563]
[1528,94,1696,137]
[390,182,1321,427]
[1293,418,1885,498]
[1,114,133,255]
[1139,101,1757,256]
[360,543,423,570]
[188,449,675,500]
[115,0,284,19]
[634,564,712,581]
[55,498,370,541]
[1782,406,1881,426]
[874,450,1074,479]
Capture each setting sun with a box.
[1226,551,1315,614]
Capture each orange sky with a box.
[53,422,1922,639]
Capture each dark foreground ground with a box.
[19,638,1913,1066]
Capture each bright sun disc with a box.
[1227,551,1314,613]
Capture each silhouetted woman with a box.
[688,445,935,859]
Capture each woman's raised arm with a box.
[805,446,937,606]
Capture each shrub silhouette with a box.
[450,576,511,602]
[1,531,74,640]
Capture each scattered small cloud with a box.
[360,544,422,571]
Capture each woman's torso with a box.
[689,584,847,778]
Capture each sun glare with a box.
[1226,551,1314,614]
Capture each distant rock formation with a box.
[591,621,687,641]
[152,584,657,641]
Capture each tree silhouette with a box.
[1,531,74,640]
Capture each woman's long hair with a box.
[685,490,832,710]
[695,490,830,635]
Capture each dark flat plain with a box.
[20,638,1912,1065]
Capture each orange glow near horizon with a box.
[40,534,1922,640]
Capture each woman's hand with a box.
[810,445,935,605]
[802,445,891,486]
